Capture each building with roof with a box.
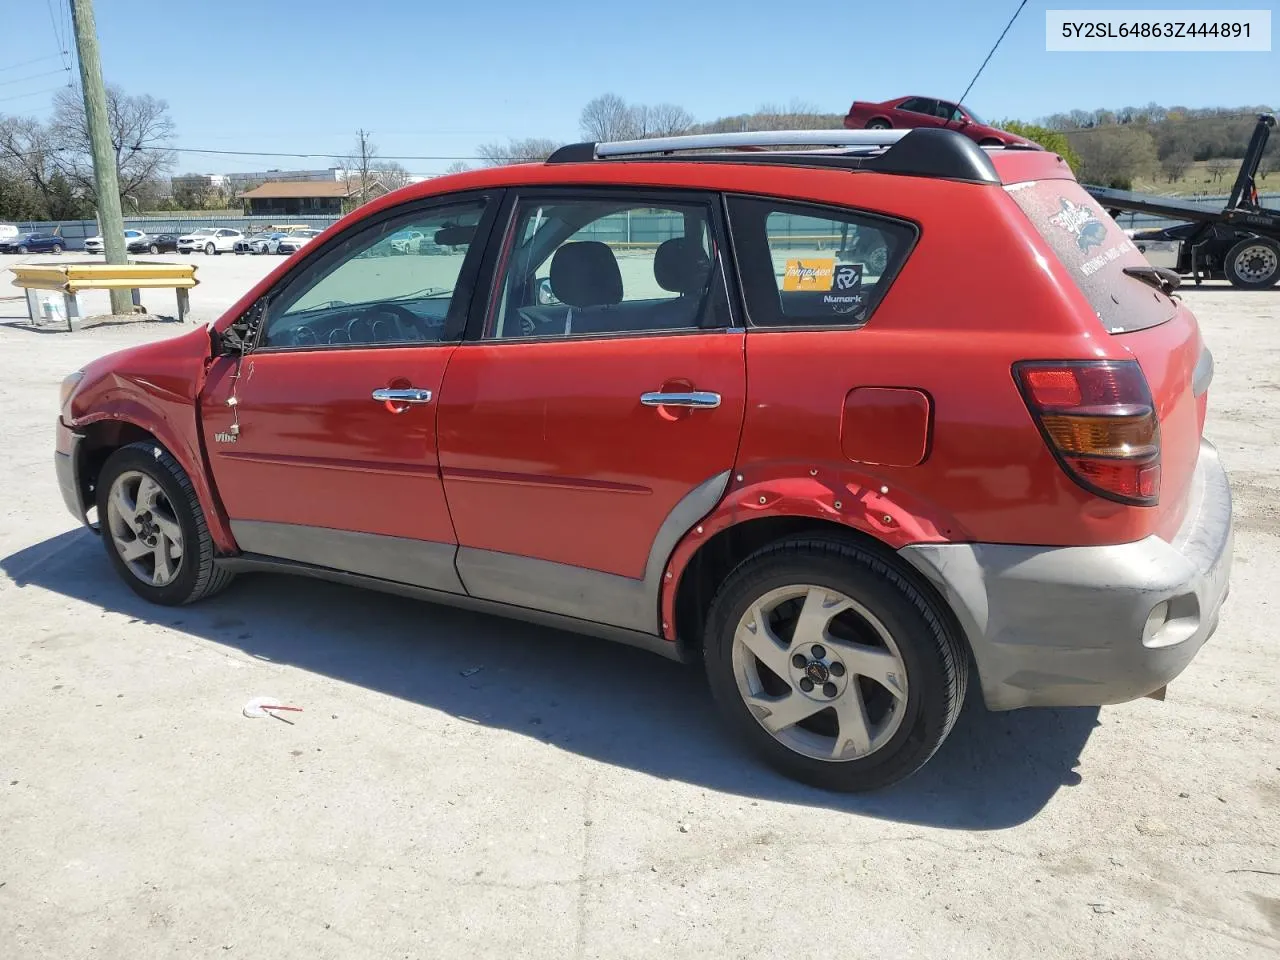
[239,180,355,217]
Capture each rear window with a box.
[1006,180,1176,334]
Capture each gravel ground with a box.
[0,252,1277,960]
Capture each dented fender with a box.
[66,325,237,554]
[657,462,969,642]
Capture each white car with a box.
[177,227,244,255]
[84,229,147,254]
[275,228,324,255]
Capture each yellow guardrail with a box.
[10,261,199,330]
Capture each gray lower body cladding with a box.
[899,439,1233,711]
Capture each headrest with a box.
[654,237,712,295]
[549,241,623,308]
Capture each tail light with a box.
[1014,360,1160,506]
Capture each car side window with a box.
[260,199,489,350]
[484,195,726,341]
[726,196,917,328]
[898,98,936,115]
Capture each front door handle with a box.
[372,387,432,404]
[640,391,721,409]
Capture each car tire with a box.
[703,535,967,792]
[1224,237,1280,289]
[866,119,891,130]
[51,243,64,254]
[16,245,28,254]
[97,441,235,606]
[148,244,159,254]
[205,242,216,255]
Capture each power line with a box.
[0,67,72,88]
[957,0,1029,106]
[0,85,71,104]
[0,52,67,73]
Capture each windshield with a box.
[963,106,984,124]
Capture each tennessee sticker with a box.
[782,258,835,291]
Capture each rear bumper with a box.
[899,439,1233,710]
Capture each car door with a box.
[436,188,746,634]
[199,192,502,591]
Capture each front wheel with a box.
[865,118,891,130]
[704,536,967,792]
[97,442,235,605]
[148,244,159,254]
[204,242,215,255]
[16,245,28,254]
[51,243,64,254]
[1224,237,1280,289]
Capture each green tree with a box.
[994,120,1082,174]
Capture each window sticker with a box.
[1047,197,1108,252]
[782,258,836,291]
[823,263,865,315]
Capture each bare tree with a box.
[1160,149,1192,183]
[579,93,639,141]
[49,85,176,205]
[374,160,411,193]
[1072,127,1158,188]
[0,116,65,214]
[444,160,471,175]
[476,137,563,166]
[642,103,694,136]
[1206,157,1234,183]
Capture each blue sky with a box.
[2,1,1275,176]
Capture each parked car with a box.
[84,229,147,253]
[234,231,288,255]
[0,232,66,254]
[844,96,1038,148]
[53,127,1232,792]
[127,233,178,254]
[177,227,244,255]
[275,228,323,255]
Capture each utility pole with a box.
[70,0,130,314]
[356,129,371,206]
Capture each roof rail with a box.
[595,129,910,156]
[544,127,1002,185]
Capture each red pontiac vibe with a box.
[844,95,1038,147]
[54,127,1233,792]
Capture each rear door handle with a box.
[372,388,432,403]
[640,391,721,409]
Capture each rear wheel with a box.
[866,118,891,130]
[97,442,235,606]
[703,536,967,792]
[1224,237,1280,289]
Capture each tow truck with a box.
[1085,113,1279,289]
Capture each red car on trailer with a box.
[844,95,1038,147]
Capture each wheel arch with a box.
[660,474,970,664]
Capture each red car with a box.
[54,127,1232,792]
[844,95,1037,147]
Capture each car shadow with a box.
[3,528,1100,830]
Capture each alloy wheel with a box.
[105,470,184,587]
[731,584,908,762]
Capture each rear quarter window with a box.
[726,195,917,328]
[1006,180,1176,334]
